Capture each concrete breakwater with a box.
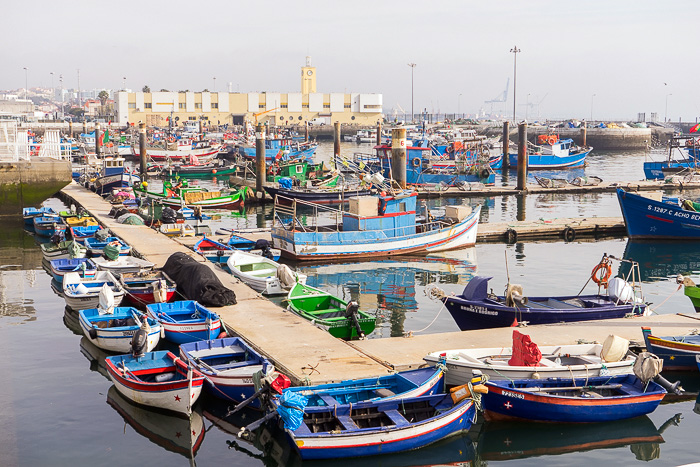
[0,158,72,215]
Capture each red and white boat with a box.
[147,140,222,162]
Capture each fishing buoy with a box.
[212,169,217,174]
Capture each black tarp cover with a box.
[162,252,237,306]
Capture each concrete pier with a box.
[0,158,72,215]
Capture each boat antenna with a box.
[504,249,511,290]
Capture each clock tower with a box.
[301,56,316,94]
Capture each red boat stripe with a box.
[646,215,673,223]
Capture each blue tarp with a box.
[278,177,293,190]
[277,391,308,430]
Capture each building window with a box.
[144,103,152,109]
[179,103,185,109]
[364,104,382,109]
[281,104,288,108]
[298,116,302,120]
[351,116,356,120]
[323,104,330,108]
[259,104,265,109]
[302,104,309,108]
[344,104,351,108]
[212,103,218,109]
[195,103,202,109]
[128,103,136,109]
[188,116,196,121]
[280,116,284,121]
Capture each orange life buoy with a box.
[548,136,557,145]
[591,261,612,287]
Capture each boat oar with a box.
[519,383,623,393]
[237,410,278,440]
[230,385,269,414]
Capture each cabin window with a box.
[144,103,152,109]
[400,202,406,212]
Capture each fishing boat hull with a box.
[272,205,481,261]
[105,351,205,416]
[264,186,373,205]
[84,237,132,257]
[23,207,57,226]
[160,164,238,179]
[288,395,476,460]
[79,307,161,353]
[146,145,221,162]
[226,250,306,295]
[507,149,590,169]
[70,225,104,244]
[92,256,155,275]
[120,271,178,307]
[616,187,700,239]
[424,343,636,386]
[642,327,700,370]
[62,271,125,311]
[483,375,665,423]
[685,284,700,312]
[33,216,67,237]
[41,241,87,260]
[179,337,271,407]
[49,258,98,283]
[146,301,222,344]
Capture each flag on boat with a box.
[691,123,700,133]
[103,129,109,143]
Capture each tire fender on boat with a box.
[505,228,518,243]
[562,226,576,242]
[412,157,421,167]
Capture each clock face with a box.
[307,70,313,76]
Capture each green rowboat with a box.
[286,282,376,340]
[683,277,700,312]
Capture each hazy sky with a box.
[4,0,699,121]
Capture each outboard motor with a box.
[50,231,65,245]
[131,319,150,358]
[254,239,274,260]
[634,352,684,395]
[345,301,365,339]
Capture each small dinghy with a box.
[69,225,104,244]
[64,215,99,228]
[23,206,56,226]
[33,215,67,237]
[84,237,132,257]
[641,326,700,370]
[159,223,196,237]
[284,364,446,407]
[483,374,666,423]
[105,350,205,416]
[179,337,272,407]
[62,271,125,311]
[286,282,377,339]
[119,270,177,307]
[193,236,234,264]
[92,255,155,275]
[49,258,98,283]
[146,300,222,344]
[226,250,306,295]
[281,393,476,460]
[227,235,281,261]
[79,306,161,353]
[41,240,87,261]
[425,332,636,386]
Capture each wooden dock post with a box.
[139,123,147,183]
[68,121,73,139]
[376,122,382,146]
[305,121,309,142]
[334,121,341,158]
[517,121,528,191]
[582,121,588,147]
[95,123,101,157]
[391,127,407,189]
[502,121,510,169]
[256,123,265,195]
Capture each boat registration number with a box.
[502,390,525,399]
[461,305,498,316]
[648,204,700,220]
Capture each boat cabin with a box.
[342,193,417,237]
[102,157,126,176]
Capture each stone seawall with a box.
[0,158,72,215]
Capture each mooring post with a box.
[516,121,528,191]
[256,123,265,196]
[376,122,382,146]
[502,121,510,170]
[334,121,341,159]
[139,123,147,183]
[82,121,87,138]
[582,120,588,147]
[305,122,309,142]
[68,121,73,139]
[95,122,101,158]
[391,127,407,189]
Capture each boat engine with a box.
[131,319,150,358]
[345,301,365,339]
[633,352,683,395]
[505,284,528,308]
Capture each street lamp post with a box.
[590,94,596,123]
[213,77,216,92]
[526,93,530,121]
[458,93,462,118]
[50,72,54,101]
[510,46,520,122]
[665,93,672,123]
[407,63,416,123]
[122,76,126,90]
[59,74,63,116]
[23,67,28,100]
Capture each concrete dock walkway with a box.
[60,182,700,384]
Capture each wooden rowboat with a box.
[146,300,221,344]
[79,306,161,353]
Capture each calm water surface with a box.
[2,143,700,466]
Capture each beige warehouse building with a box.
[114,58,383,128]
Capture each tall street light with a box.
[50,71,54,101]
[59,74,63,116]
[213,76,216,92]
[590,94,596,123]
[122,76,126,90]
[458,93,462,117]
[408,63,416,123]
[665,93,672,123]
[23,67,28,100]
[510,46,520,122]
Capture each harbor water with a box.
[2,142,700,465]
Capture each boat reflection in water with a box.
[622,240,700,282]
[79,336,111,381]
[476,413,682,462]
[62,306,83,336]
[107,386,205,461]
[301,250,477,337]
[204,397,476,467]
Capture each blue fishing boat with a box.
[239,139,317,163]
[33,215,67,237]
[283,365,445,407]
[443,275,647,331]
[84,237,132,257]
[507,136,592,169]
[283,393,476,460]
[193,236,234,264]
[272,191,480,261]
[49,257,98,283]
[62,270,125,311]
[482,375,665,423]
[642,327,700,370]
[616,188,700,239]
[146,300,222,344]
[23,206,57,226]
[227,234,281,261]
[179,337,272,407]
[643,135,699,179]
[69,225,104,245]
[93,157,140,196]
[79,306,161,353]
[105,350,206,416]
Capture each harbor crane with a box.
[485,78,510,114]
[253,107,279,124]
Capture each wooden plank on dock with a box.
[477,217,626,242]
